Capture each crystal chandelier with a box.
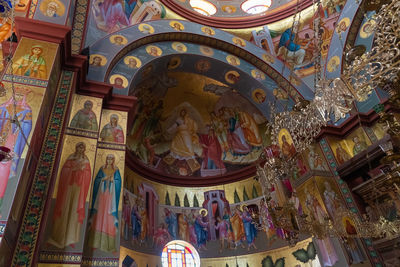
[256,0,400,244]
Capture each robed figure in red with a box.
[48,142,92,248]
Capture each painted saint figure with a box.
[100,114,124,143]
[92,0,129,33]
[0,87,32,211]
[335,143,351,165]
[88,154,122,252]
[277,21,309,66]
[122,195,131,241]
[242,205,257,250]
[48,142,92,248]
[70,100,98,131]
[352,136,368,155]
[231,205,245,248]
[12,45,47,79]
[164,208,178,240]
[169,108,199,159]
[195,209,209,250]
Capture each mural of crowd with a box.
[127,74,267,177]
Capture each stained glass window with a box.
[161,240,200,267]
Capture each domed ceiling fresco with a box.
[127,71,269,177]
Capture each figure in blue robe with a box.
[242,207,257,249]
[194,213,208,249]
[131,206,141,241]
[277,23,307,66]
[124,0,137,19]
[164,209,178,240]
[88,154,122,252]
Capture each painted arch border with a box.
[87,19,315,101]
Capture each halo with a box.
[39,0,66,17]
[167,56,181,70]
[138,23,155,34]
[109,34,128,45]
[89,54,107,66]
[327,56,340,73]
[262,53,275,64]
[336,17,350,33]
[109,74,129,88]
[199,208,208,216]
[171,42,187,53]
[201,26,215,36]
[169,21,184,31]
[278,128,294,149]
[232,37,246,47]
[226,55,240,66]
[221,5,236,13]
[251,88,266,103]
[225,70,240,84]
[251,69,265,80]
[146,45,163,57]
[360,19,376,39]
[240,204,247,211]
[199,45,213,57]
[123,56,142,68]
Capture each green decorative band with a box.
[71,0,89,54]
[12,70,74,267]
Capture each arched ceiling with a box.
[160,0,314,28]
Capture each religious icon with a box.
[70,100,99,131]
[138,23,154,34]
[277,21,309,68]
[335,142,351,165]
[146,45,162,57]
[123,56,141,69]
[0,86,32,211]
[307,145,328,171]
[225,70,240,84]
[278,128,296,158]
[336,17,350,34]
[252,88,266,104]
[360,19,376,39]
[195,59,211,72]
[251,69,265,80]
[89,54,107,67]
[221,5,236,14]
[109,34,128,45]
[167,56,181,70]
[109,74,128,89]
[88,153,122,252]
[273,88,289,101]
[226,55,240,66]
[48,142,91,248]
[170,21,184,31]
[327,56,340,72]
[232,37,246,47]
[352,135,368,156]
[12,44,47,79]
[199,45,213,57]
[39,0,66,18]
[172,42,187,53]
[262,53,275,64]
[100,114,125,143]
[201,26,215,36]
[343,217,357,235]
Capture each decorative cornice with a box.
[160,0,314,29]
[126,151,257,187]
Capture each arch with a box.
[161,240,200,267]
[87,19,315,103]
